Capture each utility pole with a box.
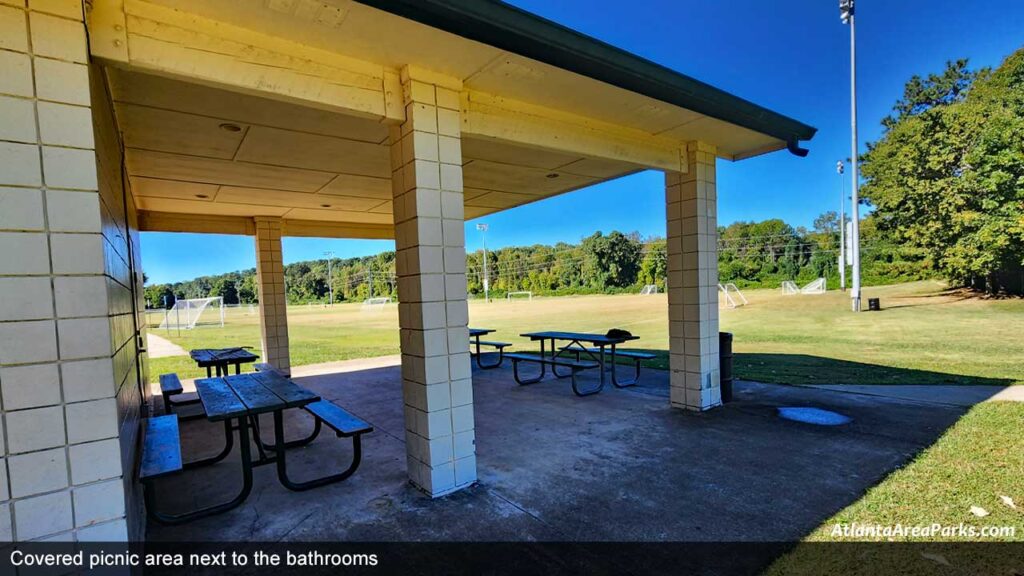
[841,0,862,311]
[476,223,490,303]
[323,251,334,305]
[837,160,846,292]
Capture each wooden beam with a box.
[283,220,393,240]
[88,0,405,123]
[85,0,129,63]
[138,211,256,235]
[462,90,686,173]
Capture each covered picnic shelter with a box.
[0,0,813,541]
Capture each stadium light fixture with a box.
[476,223,490,303]
[841,0,862,311]
[836,160,846,292]
[324,250,335,305]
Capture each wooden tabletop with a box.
[469,328,494,337]
[194,371,319,421]
[520,331,640,345]
[190,347,260,367]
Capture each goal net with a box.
[781,280,800,295]
[362,297,392,310]
[639,284,658,295]
[158,297,224,330]
[506,291,533,301]
[718,283,748,308]
[800,278,827,295]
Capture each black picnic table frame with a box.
[519,331,641,393]
[190,347,260,377]
[468,327,493,352]
[469,327,505,369]
[146,371,359,524]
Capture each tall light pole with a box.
[476,223,490,303]
[841,0,862,311]
[323,251,334,305]
[837,160,846,292]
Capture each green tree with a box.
[209,278,239,304]
[238,274,258,304]
[638,239,667,288]
[580,231,642,288]
[861,51,1024,294]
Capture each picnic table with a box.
[518,331,641,392]
[190,347,259,377]
[141,370,372,524]
[468,327,511,369]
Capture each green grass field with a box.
[766,401,1024,573]
[147,280,1023,558]
[147,280,1024,387]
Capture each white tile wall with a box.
[0,362,61,409]
[73,479,125,527]
[392,72,475,497]
[0,1,135,542]
[0,187,45,230]
[68,438,121,484]
[0,141,42,186]
[0,50,33,97]
[0,276,54,321]
[0,94,36,142]
[8,448,68,497]
[13,491,73,540]
[665,142,721,411]
[0,232,50,274]
[5,405,65,453]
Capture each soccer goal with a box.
[639,284,659,295]
[506,291,533,301]
[158,297,224,330]
[800,278,827,295]
[781,280,800,295]
[718,283,748,308]
[362,296,392,310]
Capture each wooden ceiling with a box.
[112,69,642,226]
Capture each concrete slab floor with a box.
[147,356,967,546]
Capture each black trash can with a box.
[719,332,734,403]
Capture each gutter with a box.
[354,0,816,156]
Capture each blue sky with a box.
[141,0,1024,285]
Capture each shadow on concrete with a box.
[734,352,1014,387]
[146,357,983,574]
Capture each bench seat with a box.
[159,373,183,396]
[159,373,202,418]
[565,347,657,360]
[305,400,373,438]
[253,362,282,375]
[472,341,512,369]
[504,353,598,370]
[560,348,654,388]
[140,415,183,480]
[505,353,603,396]
[475,340,511,348]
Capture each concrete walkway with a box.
[805,383,1023,406]
[145,332,187,358]
[149,354,970,569]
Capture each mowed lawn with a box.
[147,280,1024,387]
[767,402,1024,573]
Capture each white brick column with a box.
[391,69,475,497]
[254,217,290,375]
[0,1,132,541]
[665,142,721,411]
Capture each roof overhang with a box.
[355,0,817,156]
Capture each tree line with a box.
[860,49,1024,295]
[144,213,929,308]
